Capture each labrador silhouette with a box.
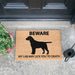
[26,36,52,54]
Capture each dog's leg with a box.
[45,45,49,54]
[42,48,45,54]
[31,48,36,54]
[31,47,34,54]
[46,50,49,54]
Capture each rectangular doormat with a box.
[15,30,62,60]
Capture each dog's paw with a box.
[47,52,49,54]
[31,53,35,54]
[42,52,45,54]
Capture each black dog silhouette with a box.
[26,36,52,54]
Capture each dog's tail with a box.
[45,42,52,43]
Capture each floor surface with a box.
[0,21,75,75]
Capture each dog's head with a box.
[26,36,33,40]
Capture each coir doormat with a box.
[16,30,62,60]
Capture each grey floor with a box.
[0,21,75,75]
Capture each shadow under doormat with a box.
[16,30,62,60]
